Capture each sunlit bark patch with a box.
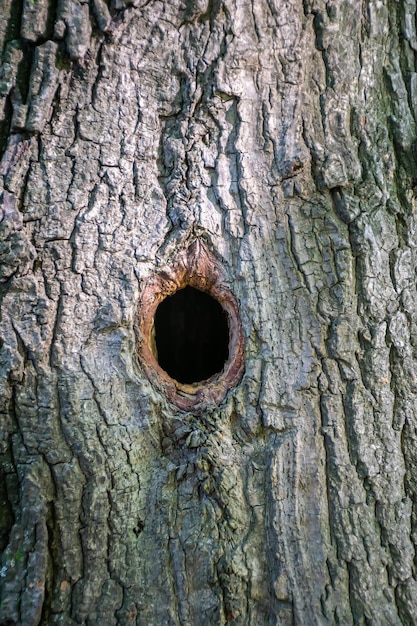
[137,240,244,410]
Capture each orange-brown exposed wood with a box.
[137,240,245,410]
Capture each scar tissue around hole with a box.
[137,240,244,410]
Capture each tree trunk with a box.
[1,0,417,624]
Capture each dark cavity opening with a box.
[154,286,229,384]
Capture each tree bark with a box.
[1,0,417,624]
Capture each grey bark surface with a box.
[1,0,417,624]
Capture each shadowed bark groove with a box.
[1,0,417,624]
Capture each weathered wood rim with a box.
[137,240,245,411]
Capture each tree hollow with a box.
[154,286,229,384]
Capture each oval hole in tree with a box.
[154,286,229,384]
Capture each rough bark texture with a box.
[1,1,417,624]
